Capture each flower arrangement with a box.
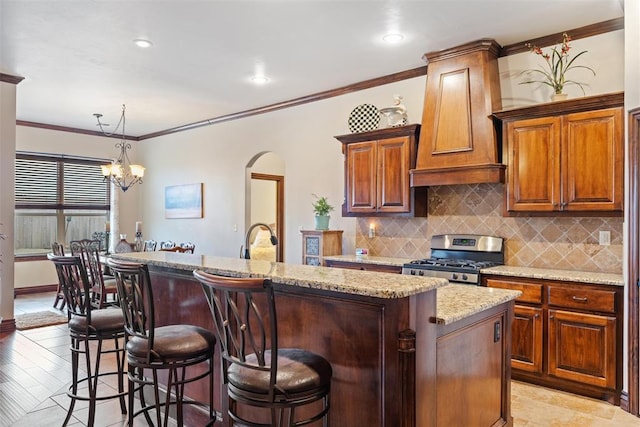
[311,194,334,216]
[520,33,595,96]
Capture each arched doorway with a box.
[245,152,285,261]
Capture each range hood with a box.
[410,39,505,187]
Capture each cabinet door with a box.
[512,305,543,373]
[548,309,617,388]
[377,136,411,213]
[562,107,623,211]
[346,141,377,213]
[506,116,561,212]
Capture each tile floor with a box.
[2,291,639,426]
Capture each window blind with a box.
[15,154,110,210]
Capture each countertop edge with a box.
[482,265,624,287]
[435,284,522,325]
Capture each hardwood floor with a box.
[1,291,639,426]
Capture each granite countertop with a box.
[107,252,448,299]
[482,265,624,287]
[435,284,521,325]
[323,255,412,266]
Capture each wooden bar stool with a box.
[48,254,127,427]
[107,259,217,427]
[193,270,332,427]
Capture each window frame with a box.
[15,151,111,257]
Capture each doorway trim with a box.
[251,172,284,262]
[628,107,640,415]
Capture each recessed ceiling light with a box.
[133,39,153,48]
[382,33,404,44]
[251,75,269,85]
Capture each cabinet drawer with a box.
[548,285,616,313]
[485,279,542,304]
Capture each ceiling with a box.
[0,0,625,138]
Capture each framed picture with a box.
[165,183,203,219]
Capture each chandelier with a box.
[94,104,145,192]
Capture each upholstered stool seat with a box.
[68,307,124,333]
[228,349,332,397]
[125,324,215,362]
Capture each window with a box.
[15,152,111,256]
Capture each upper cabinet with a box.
[410,39,505,187]
[335,124,427,217]
[493,92,624,215]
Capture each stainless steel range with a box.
[402,234,504,285]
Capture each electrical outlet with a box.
[599,231,611,246]
[233,224,237,232]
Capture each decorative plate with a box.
[348,104,380,133]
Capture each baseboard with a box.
[14,284,58,296]
[620,391,629,413]
[0,318,16,333]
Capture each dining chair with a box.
[143,239,157,251]
[193,270,332,427]
[48,254,126,427]
[70,239,118,308]
[160,240,176,250]
[51,242,67,309]
[107,259,217,427]
[179,242,195,253]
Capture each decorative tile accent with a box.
[356,184,623,274]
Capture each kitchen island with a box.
[109,251,519,427]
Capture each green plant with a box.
[311,194,334,216]
[520,33,595,95]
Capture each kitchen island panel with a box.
[146,263,429,427]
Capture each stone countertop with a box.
[323,255,412,266]
[482,265,624,287]
[435,284,522,325]
[107,252,447,299]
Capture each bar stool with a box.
[47,254,127,427]
[107,259,216,427]
[51,242,66,310]
[193,270,332,427]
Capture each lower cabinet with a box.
[483,275,622,404]
[548,309,617,389]
[512,305,543,373]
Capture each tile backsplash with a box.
[355,183,623,274]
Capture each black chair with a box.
[70,239,118,308]
[47,254,126,427]
[143,239,157,251]
[107,259,217,427]
[179,242,196,253]
[51,242,66,310]
[160,240,176,250]
[193,270,332,427]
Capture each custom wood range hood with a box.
[410,39,505,187]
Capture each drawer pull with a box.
[572,296,588,303]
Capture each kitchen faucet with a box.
[241,222,278,259]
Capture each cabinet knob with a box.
[534,314,540,319]
[572,296,588,303]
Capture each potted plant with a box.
[520,33,595,101]
[312,194,334,230]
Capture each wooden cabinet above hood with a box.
[410,39,505,187]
